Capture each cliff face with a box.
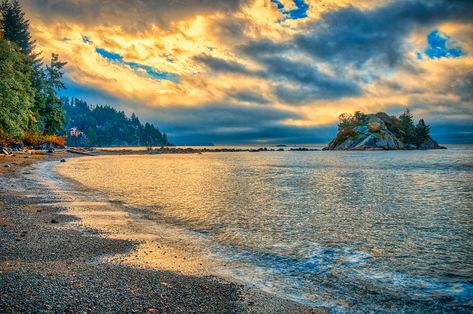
[325,114,444,151]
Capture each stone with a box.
[60,159,66,162]
[325,114,444,151]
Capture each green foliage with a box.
[398,108,416,144]
[336,108,433,147]
[0,38,35,142]
[337,111,365,131]
[0,0,35,54]
[41,53,66,135]
[0,0,67,145]
[415,119,430,145]
[63,97,171,147]
[375,112,401,136]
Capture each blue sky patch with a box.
[95,47,179,82]
[271,0,308,20]
[95,48,124,62]
[424,30,464,59]
[126,62,179,82]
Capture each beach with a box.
[0,152,323,313]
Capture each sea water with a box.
[48,145,472,312]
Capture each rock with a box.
[60,159,66,162]
[418,137,445,150]
[51,219,59,224]
[325,114,444,151]
[4,164,10,168]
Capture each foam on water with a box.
[29,146,473,313]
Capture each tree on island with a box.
[398,108,416,144]
[326,108,441,150]
[414,119,430,145]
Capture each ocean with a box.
[36,145,473,313]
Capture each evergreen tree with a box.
[398,108,416,144]
[41,53,66,134]
[62,96,171,147]
[0,0,35,55]
[415,119,430,145]
[0,37,35,142]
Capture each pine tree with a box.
[415,119,430,145]
[41,53,67,135]
[398,108,416,144]
[0,38,35,142]
[0,0,35,55]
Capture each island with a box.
[324,109,446,150]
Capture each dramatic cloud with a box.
[20,0,473,144]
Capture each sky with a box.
[21,0,473,144]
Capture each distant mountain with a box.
[324,109,445,150]
[62,97,171,147]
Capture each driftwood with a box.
[66,149,95,156]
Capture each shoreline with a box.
[0,152,325,313]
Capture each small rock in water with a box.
[4,164,10,168]
[51,219,59,224]
[60,159,66,162]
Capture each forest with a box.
[0,0,66,146]
[0,0,170,148]
[63,97,170,147]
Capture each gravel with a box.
[0,153,325,313]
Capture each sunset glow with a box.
[21,0,473,144]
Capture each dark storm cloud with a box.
[295,0,473,67]
[164,124,333,145]
[134,103,333,145]
[194,54,250,74]
[229,91,269,104]
[259,56,361,102]
[22,0,248,29]
[155,103,298,130]
[238,39,292,56]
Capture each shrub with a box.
[23,132,65,147]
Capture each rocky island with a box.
[324,109,446,150]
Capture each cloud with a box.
[22,0,248,30]
[194,54,250,74]
[295,0,473,67]
[229,90,269,104]
[20,0,473,143]
[259,56,362,102]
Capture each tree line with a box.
[0,0,66,146]
[0,0,171,148]
[338,108,432,146]
[63,97,170,147]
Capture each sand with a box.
[0,151,326,313]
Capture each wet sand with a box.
[0,152,326,313]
